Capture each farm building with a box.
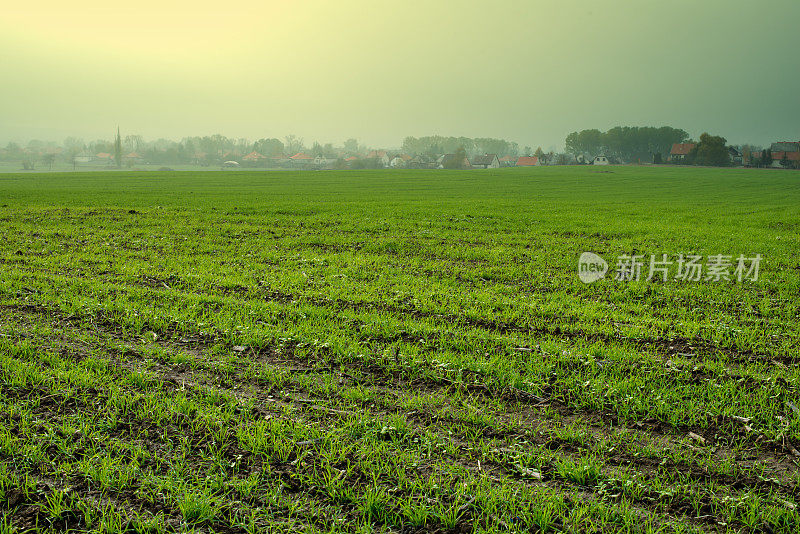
[499,155,516,167]
[516,156,540,166]
[669,143,696,162]
[769,142,800,168]
[592,155,610,165]
[242,151,267,162]
[470,154,500,169]
[728,147,743,166]
[289,152,314,168]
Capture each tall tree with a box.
[343,138,359,154]
[253,138,284,157]
[284,135,304,155]
[695,133,729,166]
[761,149,772,167]
[123,134,143,152]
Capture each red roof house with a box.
[242,151,267,161]
[516,156,540,166]
[669,143,696,161]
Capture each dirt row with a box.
[3,303,798,532]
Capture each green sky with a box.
[1,0,798,149]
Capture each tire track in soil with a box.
[3,322,793,534]
[3,300,798,492]
[6,264,795,365]
[9,320,799,531]
[0,382,370,534]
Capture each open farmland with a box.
[1,166,799,533]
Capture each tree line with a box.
[401,136,521,157]
[565,126,691,162]
[1,135,370,167]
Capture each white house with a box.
[592,155,610,165]
[470,154,500,169]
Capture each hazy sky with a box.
[2,0,798,149]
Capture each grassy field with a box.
[0,162,287,174]
[0,166,799,533]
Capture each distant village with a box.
[2,132,798,171]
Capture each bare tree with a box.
[284,135,304,155]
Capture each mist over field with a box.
[2,0,799,148]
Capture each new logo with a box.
[578,252,608,283]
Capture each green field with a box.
[1,166,799,533]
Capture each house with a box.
[287,152,313,168]
[669,143,696,162]
[95,152,114,164]
[769,142,800,168]
[470,154,500,169]
[591,155,610,165]
[728,147,743,166]
[499,155,516,167]
[123,152,143,164]
[242,151,267,163]
[438,154,472,169]
[515,156,540,167]
[365,150,390,167]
